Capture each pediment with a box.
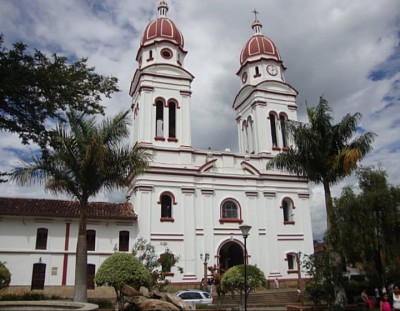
[143,64,194,80]
[233,81,298,109]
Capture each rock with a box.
[133,298,180,310]
[139,286,150,297]
[121,284,141,297]
[164,293,192,310]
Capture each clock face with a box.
[267,65,278,76]
[242,72,248,83]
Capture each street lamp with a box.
[295,251,303,306]
[239,224,252,311]
[200,253,210,291]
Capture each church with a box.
[0,0,313,292]
[127,0,313,284]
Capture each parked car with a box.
[176,289,213,304]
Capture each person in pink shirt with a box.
[381,293,392,311]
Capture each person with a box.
[375,287,381,307]
[381,293,392,311]
[207,278,213,294]
[393,286,400,311]
[361,289,375,309]
[274,277,280,290]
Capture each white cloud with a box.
[1,0,399,241]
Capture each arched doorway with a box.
[218,240,244,270]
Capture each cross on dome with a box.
[158,0,169,18]
[251,9,263,35]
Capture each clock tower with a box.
[234,14,298,155]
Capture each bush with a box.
[304,282,325,305]
[0,262,10,289]
[344,280,369,303]
[221,264,267,294]
[95,252,152,310]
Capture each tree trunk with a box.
[73,200,88,302]
[323,181,334,231]
[323,180,347,309]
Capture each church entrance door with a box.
[219,240,243,270]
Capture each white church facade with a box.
[128,0,313,284]
[0,0,313,291]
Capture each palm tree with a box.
[11,110,150,302]
[267,96,375,232]
[267,97,375,306]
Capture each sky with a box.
[0,0,399,241]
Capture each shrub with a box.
[0,262,11,289]
[221,264,267,308]
[95,252,152,310]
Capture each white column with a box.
[181,188,197,280]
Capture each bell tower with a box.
[129,0,194,148]
[233,13,298,155]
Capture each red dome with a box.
[141,17,184,49]
[240,34,281,66]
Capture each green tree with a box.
[303,252,336,306]
[10,111,150,302]
[332,166,400,286]
[0,261,11,289]
[95,252,152,311]
[267,96,375,233]
[266,97,375,305]
[221,264,267,309]
[0,34,119,151]
[132,238,182,290]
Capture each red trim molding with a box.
[219,218,243,224]
[160,217,174,222]
[62,223,70,286]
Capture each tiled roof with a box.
[0,197,137,221]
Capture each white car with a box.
[176,289,213,304]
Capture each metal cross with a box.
[252,9,259,20]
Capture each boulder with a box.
[131,298,180,310]
[164,293,192,310]
[121,284,140,297]
[139,286,150,297]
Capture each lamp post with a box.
[295,251,303,306]
[200,253,210,291]
[239,224,252,311]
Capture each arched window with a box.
[155,100,164,138]
[35,228,48,250]
[286,252,300,273]
[119,231,130,252]
[247,116,254,154]
[269,113,278,148]
[168,102,176,139]
[242,120,248,153]
[287,253,295,270]
[282,198,295,224]
[86,229,96,251]
[255,66,260,76]
[220,199,242,224]
[160,192,175,222]
[280,114,288,148]
[148,50,153,60]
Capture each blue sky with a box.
[0,0,399,241]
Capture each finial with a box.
[251,9,262,35]
[252,9,259,20]
[158,0,169,18]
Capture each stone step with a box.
[212,289,301,308]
